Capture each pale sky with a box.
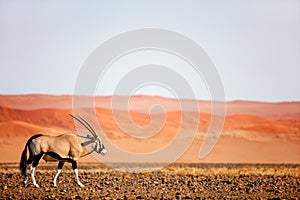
[0,1,299,101]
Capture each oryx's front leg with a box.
[71,161,84,187]
[53,161,65,187]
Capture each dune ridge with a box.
[1,94,299,119]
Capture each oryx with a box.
[20,114,107,188]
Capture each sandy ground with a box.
[0,163,299,199]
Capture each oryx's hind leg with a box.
[53,161,65,187]
[23,157,33,185]
[71,161,84,187]
[30,153,44,188]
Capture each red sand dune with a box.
[0,94,299,163]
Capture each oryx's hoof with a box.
[24,177,28,185]
[34,184,40,188]
[77,182,85,188]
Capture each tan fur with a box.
[31,133,93,162]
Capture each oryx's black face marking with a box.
[95,138,107,155]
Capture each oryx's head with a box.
[94,137,106,155]
[70,114,107,156]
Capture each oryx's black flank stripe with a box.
[46,152,73,162]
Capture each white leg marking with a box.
[30,166,39,188]
[24,176,28,184]
[53,169,62,187]
[74,169,84,187]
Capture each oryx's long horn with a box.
[75,115,98,138]
[69,114,98,138]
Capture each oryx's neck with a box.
[80,147,94,158]
[80,140,96,158]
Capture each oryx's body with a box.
[31,133,92,162]
[20,115,106,188]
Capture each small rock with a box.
[221,179,232,184]
[124,174,131,179]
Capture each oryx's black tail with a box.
[20,134,43,178]
[20,147,28,177]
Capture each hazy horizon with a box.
[0,93,299,103]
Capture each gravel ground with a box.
[0,163,299,199]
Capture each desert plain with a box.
[0,94,299,199]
